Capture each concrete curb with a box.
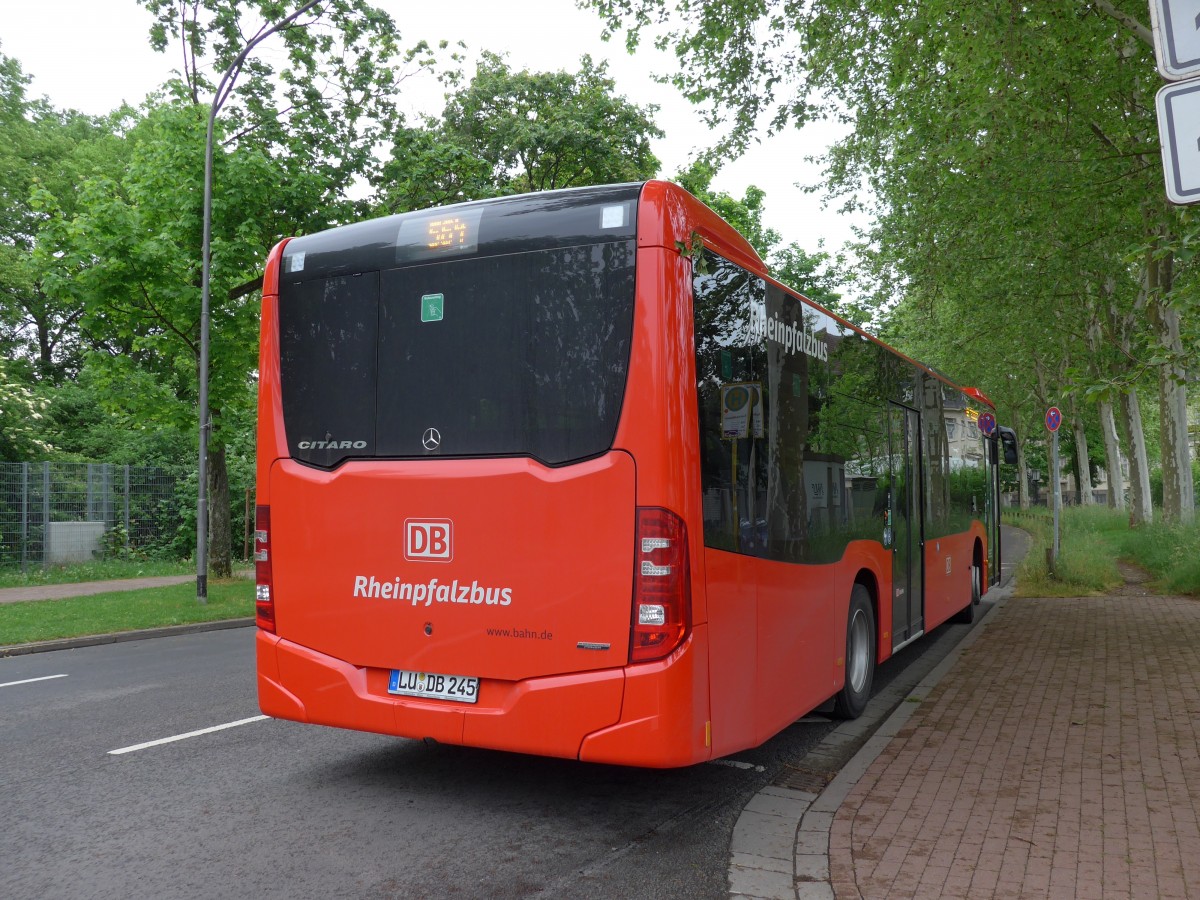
[728,580,1018,900]
[0,617,255,657]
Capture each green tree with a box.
[676,159,842,312]
[0,359,51,461]
[378,52,662,212]
[0,49,120,383]
[675,159,779,259]
[33,100,277,568]
[139,0,416,225]
[590,0,1196,522]
[35,1,415,577]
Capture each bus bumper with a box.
[256,627,711,766]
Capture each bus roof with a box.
[278,183,643,282]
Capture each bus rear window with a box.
[278,241,636,467]
[278,273,379,466]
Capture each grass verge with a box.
[0,558,198,589]
[0,580,253,645]
[1116,518,1200,595]
[1004,505,1200,597]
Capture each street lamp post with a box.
[197,0,321,602]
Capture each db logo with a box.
[404,519,453,562]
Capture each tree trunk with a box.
[1068,397,1093,505]
[1151,296,1194,524]
[209,443,232,578]
[1098,399,1124,511]
[1108,245,1152,526]
[1015,422,1030,510]
[1118,388,1153,526]
[1086,307,1124,512]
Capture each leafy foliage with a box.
[0,358,51,460]
[0,50,122,382]
[676,159,843,312]
[26,1,417,575]
[378,52,662,212]
[590,0,1197,520]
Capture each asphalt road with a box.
[1,527,1026,899]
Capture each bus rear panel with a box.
[256,184,717,766]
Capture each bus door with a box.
[889,403,924,649]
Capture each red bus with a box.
[254,181,1008,767]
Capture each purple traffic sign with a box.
[977,412,996,435]
[1046,407,1062,432]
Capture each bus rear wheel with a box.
[832,585,875,719]
[952,559,982,624]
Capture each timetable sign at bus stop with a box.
[720,383,763,439]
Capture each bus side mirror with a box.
[998,426,1018,465]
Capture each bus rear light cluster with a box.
[631,507,690,663]
[254,505,276,633]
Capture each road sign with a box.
[421,293,444,323]
[1156,80,1200,205]
[1150,0,1200,80]
[720,383,763,439]
[1045,407,1062,433]
[977,412,996,435]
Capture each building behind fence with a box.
[0,462,180,570]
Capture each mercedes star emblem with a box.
[422,427,442,451]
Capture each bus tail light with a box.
[255,505,275,633]
[631,507,691,663]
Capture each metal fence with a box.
[0,462,180,570]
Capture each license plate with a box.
[388,668,478,704]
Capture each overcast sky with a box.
[1,0,866,257]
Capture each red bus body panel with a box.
[924,525,988,628]
[255,181,991,767]
[267,453,635,680]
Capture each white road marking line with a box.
[108,715,268,755]
[0,674,69,689]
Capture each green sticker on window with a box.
[421,293,444,323]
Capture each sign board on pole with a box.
[1156,80,1200,205]
[720,383,763,439]
[977,412,997,435]
[1045,407,1062,432]
[1151,1,1200,205]
[1149,0,1200,81]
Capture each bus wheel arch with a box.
[832,580,876,720]
[852,568,882,661]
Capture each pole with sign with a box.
[720,384,763,554]
[1046,406,1062,574]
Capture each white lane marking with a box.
[108,715,268,755]
[0,674,69,689]
[709,759,766,772]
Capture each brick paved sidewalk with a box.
[829,590,1200,899]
